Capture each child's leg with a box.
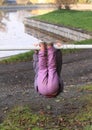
[37,43,48,95]
[36,43,63,97]
[47,45,59,95]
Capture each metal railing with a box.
[0,44,92,51]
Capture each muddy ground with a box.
[0,49,92,123]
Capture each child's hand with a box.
[34,43,40,47]
[54,41,62,49]
[56,42,62,47]
[33,43,40,50]
[55,41,62,47]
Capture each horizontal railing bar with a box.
[0,44,92,51]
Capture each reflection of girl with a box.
[33,42,63,98]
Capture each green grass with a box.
[79,84,92,91]
[0,106,45,130]
[0,85,92,130]
[74,39,92,44]
[33,9,92,32]
[84,125,92,130]
[0,51,34,64]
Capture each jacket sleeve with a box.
[56,49,62,77]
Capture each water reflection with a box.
[0,9,55,58]
[0,11,8,32]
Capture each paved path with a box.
[0,49,92,121]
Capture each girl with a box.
[33,42,63,98]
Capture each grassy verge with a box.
[0,84,92,130]
[74,39,92,44]
[33,9,92,32]
[0,51,34,64]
